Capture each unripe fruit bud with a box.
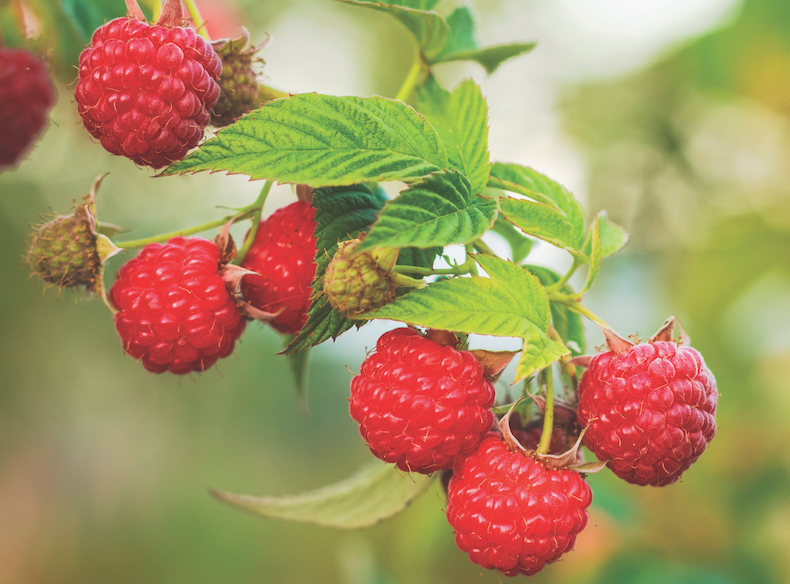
[323,238,398,317]
[210,29,263,127]
[27,207,100,290]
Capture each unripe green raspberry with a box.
[27,206,100,290]
[211,29,263,127]
[324,238,398,317]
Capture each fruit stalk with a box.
[395,54,427,103]
[234,180,273,264]
[114,203,263,250]
[182,0,211,40]
[535,367,555,456]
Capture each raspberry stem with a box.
[395,53,428,103]
[182,0,211,41]
[113,185,270,251]
[391,243,479,277]
[151,0,162,21]
[535,367,554,456]
[233,180,273,265]
[548,294,609,328]
[472,238,496,256]
[544,256,582,293]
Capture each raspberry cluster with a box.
[346,319,718,577]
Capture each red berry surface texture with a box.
[109,237,246,374]
[240,201,317,335]
[577,339,718,486]
[446,435,593,577]
[74,15,221,168]
[0,47,56,170]
[349,328,496,474]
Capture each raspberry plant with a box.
[5,0,720,578]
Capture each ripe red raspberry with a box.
[240,201,317,335]
[0,46,56,170]
[446,434,592,577]
[109,237,246,374]
[349,328,495,474]
[576,321,718,486]
[513,423,576,457]
[74,5,221,169]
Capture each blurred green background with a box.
[2,0,789,582]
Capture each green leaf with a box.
[530,266,585,355]
[285,185,386,354]
[355,170,497,253]
[342,0,449,61]
[582,211,629,258]
[515,334,569,381]
[364,255,551,338]
[435,5,477,61]
[449,80,491,194]
[61,0,114,42]
[434,42,537,74]
[364,256,568,380]
[347,0,440,11]
[397,246,442,270]
[580,215,602,294]
[430,4,536,74]
[491,215,533,263]
[414,78,490,194]
[498,196,582,255]
[164,94,448,186]
[212,461,434,529]
[490,162,585,248]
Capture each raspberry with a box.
[576,320,718,486]
[210,30,262,127]
[513,423,576,456]
[446,434,592,577]
[74,2,222,169]
[324,238,398,317]
[109,237,246,374]
[349,328,495,474]
[0,46,56,170]
[240,201,317,335]
[27,205,100,290]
